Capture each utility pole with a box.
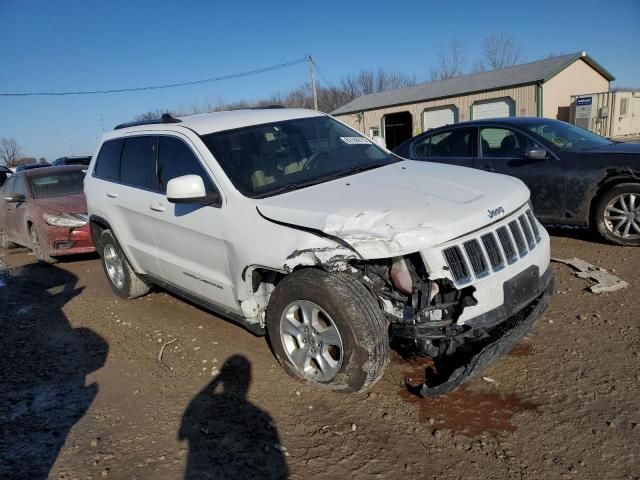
[309,55,318,110]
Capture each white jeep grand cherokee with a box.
[85,108,553,395]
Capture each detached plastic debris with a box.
[552,257,629,293]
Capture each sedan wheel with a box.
[30,226,56,263]
[595,183,640,246]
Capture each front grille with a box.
[443,246,469,282]
[442,208,542,285]
[509,221,527,256]
[481,233,503,270]
[463,240,488,277]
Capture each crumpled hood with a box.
[33,193,87,215]
[257,161,530,259]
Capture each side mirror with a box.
[4,192,25,203]
[166,175,221,207]
[524,148,547,161]
[372,136,386,149]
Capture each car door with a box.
[10,175,30,245]
[1,176,18,243]
[93,136,162,276]
[477,126,567,221]
[410,127,476,168]
[149,133,237,312]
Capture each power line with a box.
[0,56,309,97]
[312,58,335,89]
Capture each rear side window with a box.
[411,135,431,159]
[94,139,124,181]
[120,136,157,190]
[157,137,216,193]
[429,128,474,157]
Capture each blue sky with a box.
[1,0,638,160]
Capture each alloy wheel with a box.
[604,193,640,240]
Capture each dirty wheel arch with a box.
[266,268,389,393]
[29,223,57,264]
[99,229,150,299]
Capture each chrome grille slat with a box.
[441,208,541,285]
[509,220,528,256]
[519,215,536,249]
[526,209,541,241]
[481,233,504,270]
[463,239,489,277]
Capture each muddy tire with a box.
[99,229,150,299]
[29,225,57,264]
[266,268,389,393]
[594,183,640,246]
[0,226,17,249]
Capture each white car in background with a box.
[84,108,553,396]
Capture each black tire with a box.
[266,268,389,393]
[99,229,150,299]
[29,224,57,264]
[594,183,640,246]
[0,225,17,249]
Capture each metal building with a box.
[332,52,614,150]
[571,91,640,139]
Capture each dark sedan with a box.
[393,117,640,246]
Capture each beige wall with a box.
[543,59,610,121]
[335,85,538,136]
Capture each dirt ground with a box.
[1,229,639,480]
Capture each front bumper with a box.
[396,266,554,397]
[44,223,95,257]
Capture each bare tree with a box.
[0,138,22,168]
[133,109,174,121]
[429,42,467,81]
[474,33,524,72]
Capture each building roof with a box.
[332,52,614,115]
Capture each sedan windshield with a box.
[29,170,86,199]
[526,120,613,151]
[201,116,400,198]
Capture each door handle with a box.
[106,192,119,198]
[149,204,165,212]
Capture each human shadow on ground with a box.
[179,355,289,479]
[0,262,108,479]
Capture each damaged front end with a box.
[352,254,554,397]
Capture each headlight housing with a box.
[42,213,88,228]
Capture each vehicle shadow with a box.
[179,355,289,480]
[0,262,108,479]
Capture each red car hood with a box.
[32,193,87,215]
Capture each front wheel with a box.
[99,230,150,299]
[266,268,389,393]
[594,183,640,246]
[0,226,17,249]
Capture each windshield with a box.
[201,116,400,198]
[526,120,612,151]
[29,170,86,198]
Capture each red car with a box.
[0,165,94,262]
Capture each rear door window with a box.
[411,135,431,159]
[94,139,124,181]
[157,136,216,193]
[13,176,26,197]
[480,127,536,158]
[120,136,157,190]
[429,128,474,157]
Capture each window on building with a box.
[620,98,629,116]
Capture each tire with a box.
[29,224,57,264]
[594,183,640,246]
[266,268,389,393]
[0,226,17,249]
[99,229,150,299]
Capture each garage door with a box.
[422,107,457,130]
[471,99,515,120]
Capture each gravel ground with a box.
[0,230,639,480]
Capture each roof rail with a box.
[114,113,182,130]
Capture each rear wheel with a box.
[266,268,389,393]
[30,225,57,264]
[595,183,640,246]
[99,229,150,299]
[0,226,17,249]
